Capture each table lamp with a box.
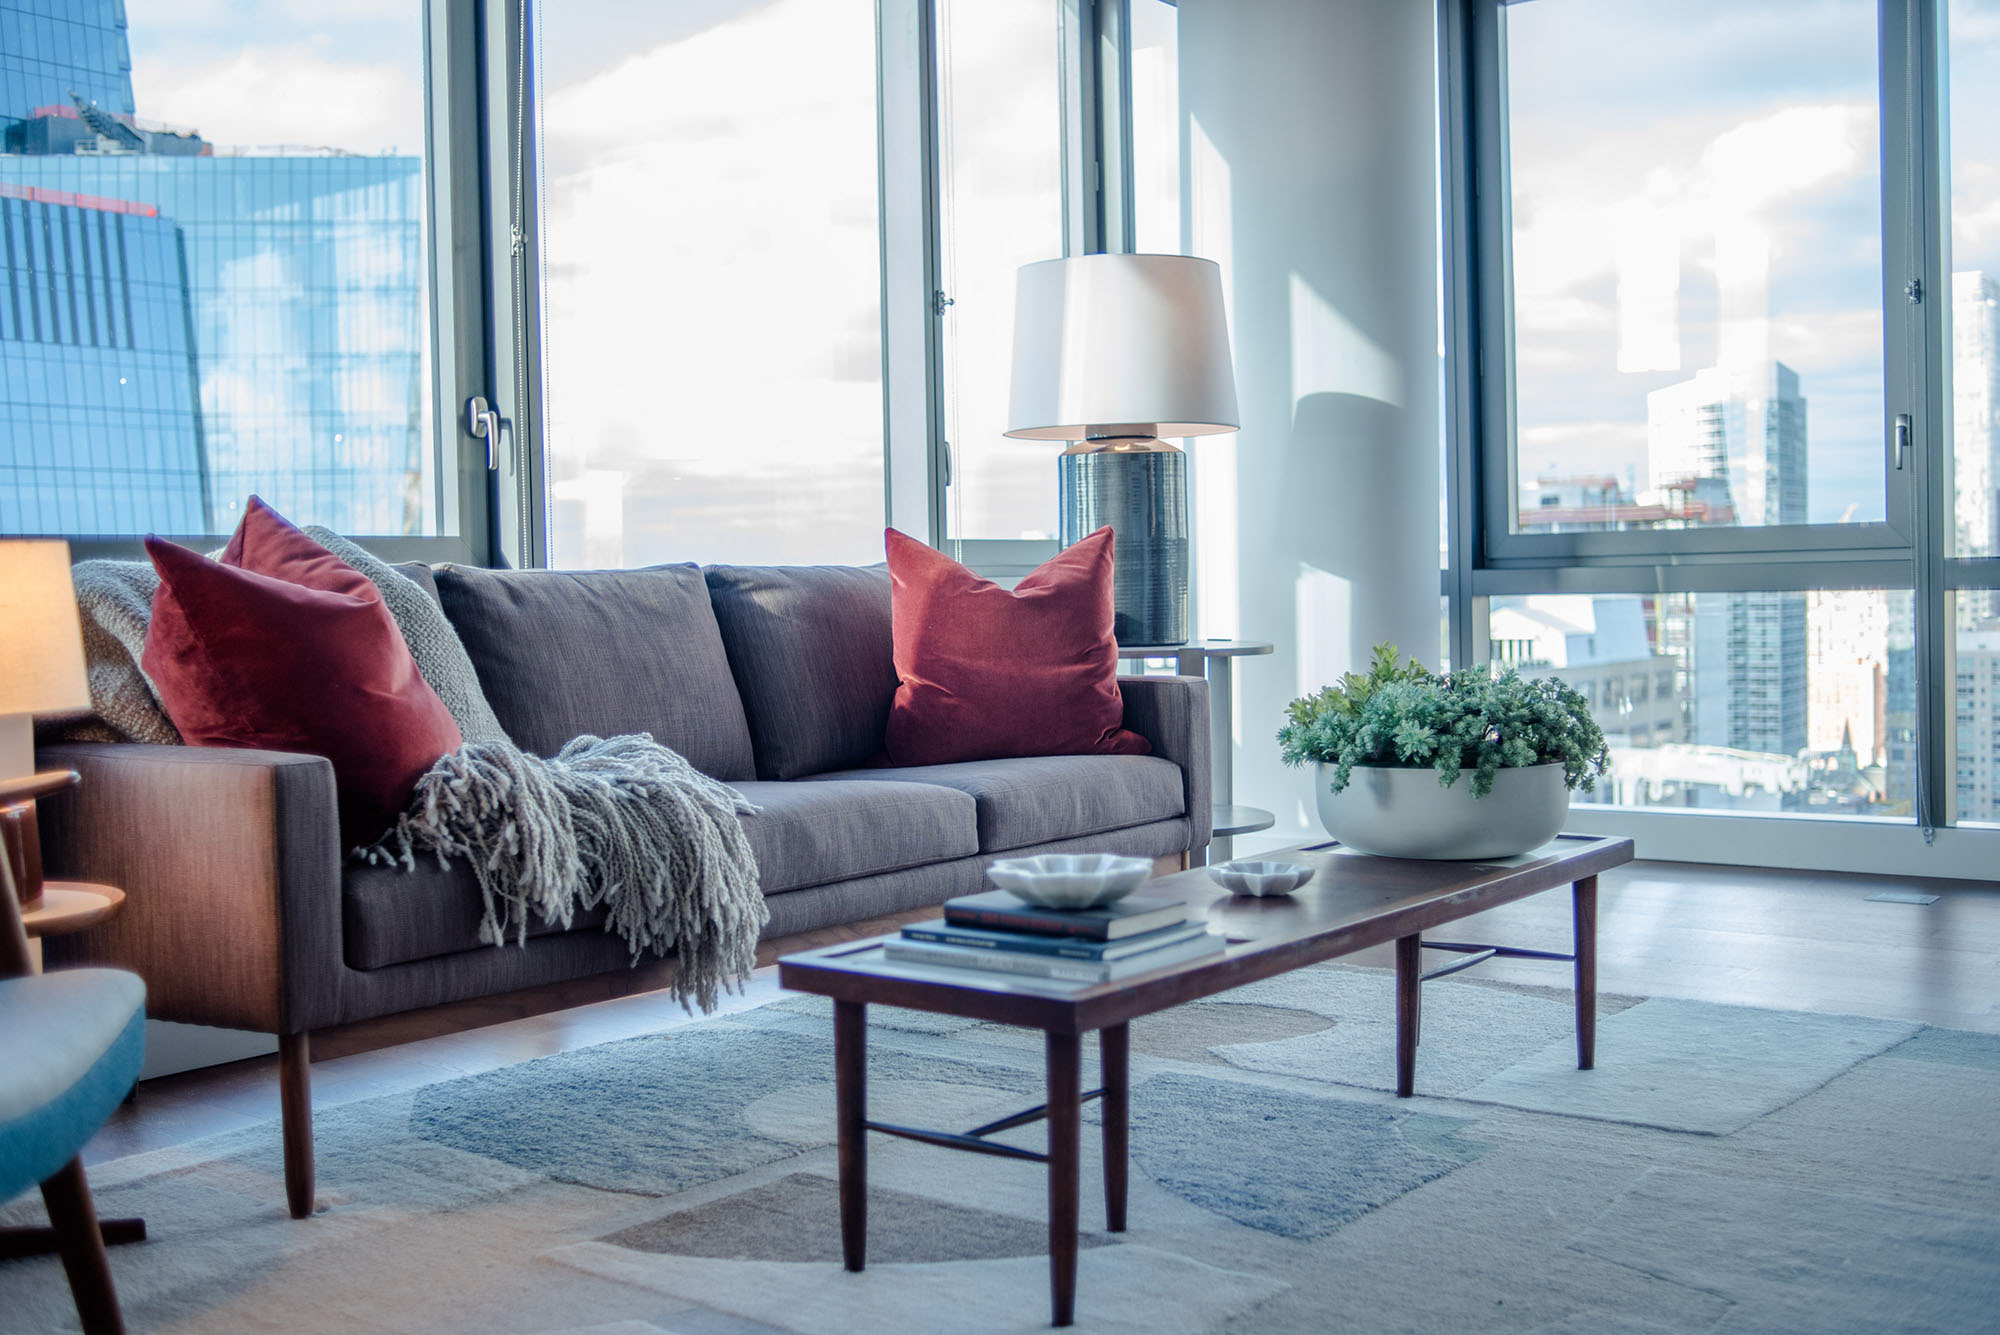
[1006,253,1238,647]
[0,540,90,909]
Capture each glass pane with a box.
[1487,589,1912,816]
[937,0,1062,541]
[1948,2,2000,561]
[538,0,883,568]
[1502,0,1884,534]
[0,0,439,537]
[1130,0,1179,255]
[1957,608,2000,824]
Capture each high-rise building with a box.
[1485,594,1682,750]
[1646,363,1806,527]
[0,182,206,532]
[0,0,429,537]
[1955,272,2000,574]
[0,0,133,124]
[1807,588,1887,766]
[1647,362,1810,758]
[1955,631,2000,824]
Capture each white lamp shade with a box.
[0,539,90,715]
[1005,253,1239,441]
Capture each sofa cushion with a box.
[390,561,441,604]
[433,563,756,780]
[704,563,898,780]
[734,779,977,893]
[343,858,608,970]
[343,777,978,969]
[805,754,1186,853]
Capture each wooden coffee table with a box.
[778,833,1633,1327]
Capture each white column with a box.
[1179,0,1442,845]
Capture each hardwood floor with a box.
[81,857,2000,1170]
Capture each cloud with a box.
[133,46,422,154]
[1702,104,1871,210]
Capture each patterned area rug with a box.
[5,964,1998,1334]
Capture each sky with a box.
[124,0,425,155]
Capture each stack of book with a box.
[884,888,1223,984]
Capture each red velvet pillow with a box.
[142,498,462,843]
[884,526,1149,766]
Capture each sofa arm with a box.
[35,742,343,1034]
[1117,676,1212,853]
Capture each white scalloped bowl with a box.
[1207,860,1315,897]
[987,853,1155,909]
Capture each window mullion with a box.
[1885,0,1953,832]
[428,0,493,567]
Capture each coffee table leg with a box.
[1100,1023,1129,1233]
[835,1000,867,1272]
[1047,1029,1082,1327]
[1395,933,1421,1097]
[1573,875,1598,1070]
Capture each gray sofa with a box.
[39,559,1211,1217]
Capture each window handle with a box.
[467,396,503,471]
[1893,413,1911,471]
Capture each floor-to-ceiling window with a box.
[1447,0,2000,855]
[0,0,462,547]
[934,0,1066,546]
[1944,1,2000,824]
[534,0,884,569]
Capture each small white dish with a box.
[1208,860,1315,897]
[987,853,1154,909]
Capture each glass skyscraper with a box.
[0,1,132,122]
[0,0,430,537]
[0,183,206,532]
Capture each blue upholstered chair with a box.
[0,839,144,1335]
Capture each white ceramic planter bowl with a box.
[987,853,1154,909]
[1314,762,1570,860]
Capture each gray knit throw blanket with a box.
[363,734,768,1014]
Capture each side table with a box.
[1,879,148,1259]
[21,882,125,975]
[1121,639,1276,864]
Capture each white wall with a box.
[1178,0,1443,845]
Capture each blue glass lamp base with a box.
[1058,449,1189,648]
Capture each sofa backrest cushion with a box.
[432,563,756,780]
[391,561,442,604]
[703,563,898,779]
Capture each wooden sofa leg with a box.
[279,1032,315,1219]
[41,1157,125,1335]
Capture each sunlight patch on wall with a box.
[1288,272,1401,413]
[1295,564,1352,695]
[1189,114,1239,642]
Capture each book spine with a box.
[943,907,1109,940]
[902,925,1114,959]
[883,941,1109,983]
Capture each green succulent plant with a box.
[1278,643,1610,798]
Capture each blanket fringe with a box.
[361,734,766,1013]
